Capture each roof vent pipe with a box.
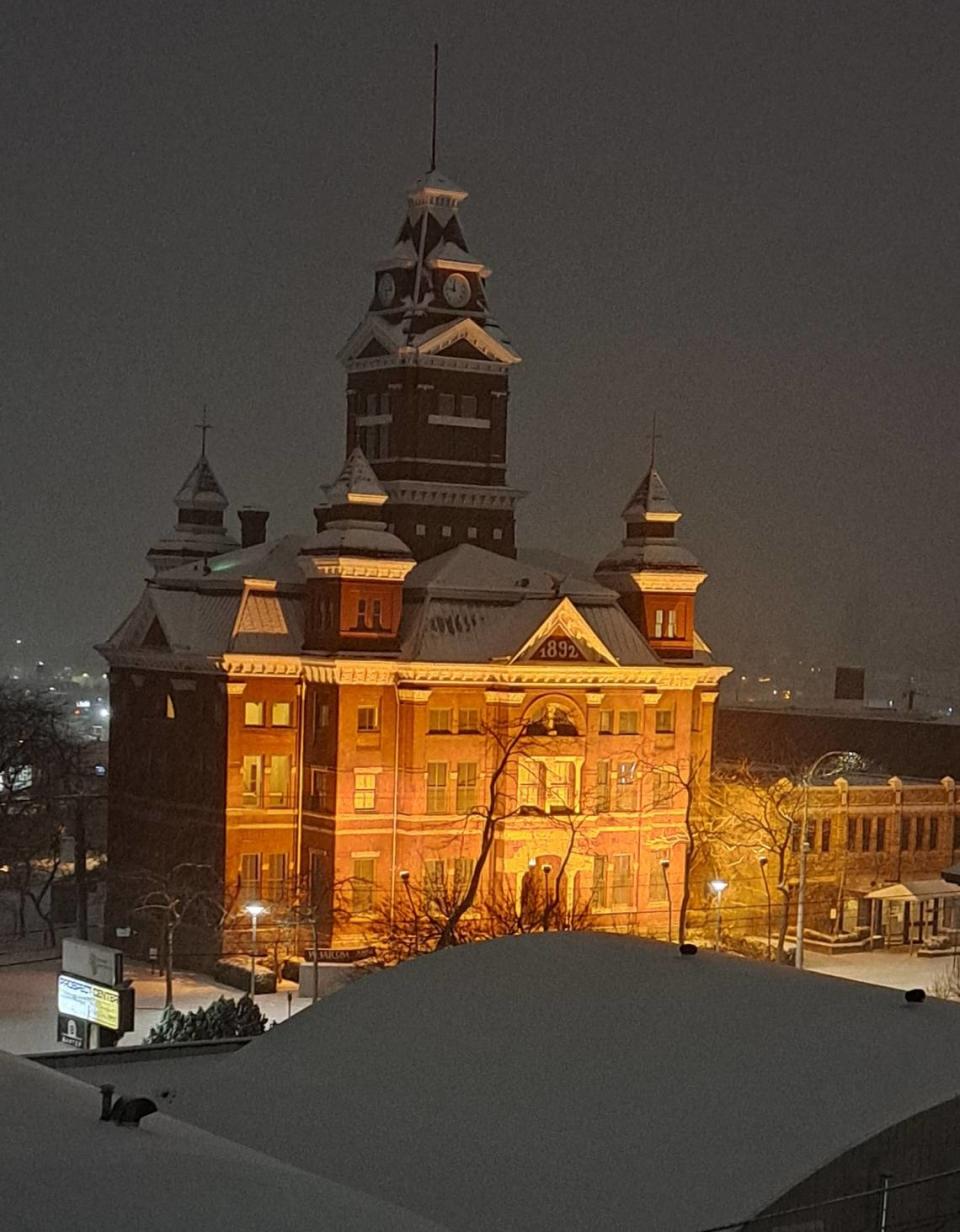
[238,507,269,549]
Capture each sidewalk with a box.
[804,946,960,992]
[0,956,309,1055]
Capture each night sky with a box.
[3,2,958,678]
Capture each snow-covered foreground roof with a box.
[0,1050,448,1232]
[168,933,960,1232]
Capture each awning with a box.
[865,879,960,902]
[942,864,960,886]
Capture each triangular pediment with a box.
[358,337,390,359]
[142,616,170,650]
[434,338,491,362]
[417,318,521,366]
[510,598,619,666]
[337,318,403,366]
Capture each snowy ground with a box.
[0,954,308,1054]
[804,945,960,992]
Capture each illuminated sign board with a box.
[57,974,132,1032]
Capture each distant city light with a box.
[97,707,110,720]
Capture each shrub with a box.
[144,995,269,1043]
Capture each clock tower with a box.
[338,169,523,561]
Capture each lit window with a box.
[267,756,291,807]
[545,761,577,812]
[263,852,288,901]
[654,706,674,734]
[426,762,449,813]
[654,608,680,639]
[351,857,376,912]
[457,707,480,733]
[667,609,678,638]
[596,759,611,811]
[618,710,639,735]
[353,772,377,811]
[165,694,176,720]
[271,701,292,727]
[456,762,479,813]
[244,701,264,726]
[654,609,665,638]
[241,756,263,806]
[428,708,453,733]
[240,853,260,895]
[598,709,614,735]
[518,760,546,809]
[441,525,452,538]
[518,759,578,812]
[357,705,379,733]
[467,527,478,540]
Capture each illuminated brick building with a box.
[100,165,729,954]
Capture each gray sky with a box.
[2,1,957,676]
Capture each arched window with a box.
[527,700,579,737]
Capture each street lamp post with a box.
[399,870,418,954]
[541,864,552,932]
[758,854,772,961]
[708,879,728,951]
[244,903,267,998]
[660,858,672,943]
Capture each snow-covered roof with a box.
[0,1050,449,1232]
[165,933,960,1232]
[324,447,389,506]
[621,465,679,522]
[175,454,229,510]
[865,879,960,900]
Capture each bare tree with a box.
[133,863,236,1006]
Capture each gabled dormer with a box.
[299,449,415,655]
[146,451,238,575]
[594,466,707,660]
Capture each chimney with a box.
[238,507,269,549]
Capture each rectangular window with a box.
[241,756,263,806]
[492,528,503,540]
[416,524,426,536]
[467,527,478,540]
[263,852,288,901]
[266,756,291,807]
[456,762,479,813]
[618,710,639,735]
[271,701,292,727]
[652,769,672,809]
[165,694,176,720]
[691,693,702,732]
[313,696,330,730]
[876,817,886,851]
[310,767,335,812]
[309,851,327,907]
[954,814,960,851]
[915,816,925,850]
[929,816,939,850]
[900,817,910,851]
[596,759,611,811]
[428,708,453,733]
[351,857,376,913]
[666,609,678,638]
[357,705,379,733]
[460,394,478,418]
[365,393,378,415]
[239,853,261,897]
[437,392,456,416]
[244,700,264,726]
[860,816,871,852]
[820,817,831,853]
[592,855,608,908]
[598,709,614,735]
[611,854,633,908]
[654,706,674,734]
[654,609,664,638]
[545,761,577,813]
[518,760,545,809]
[453,857,473,896]
[354,771,376,812]
[426,762,449,813]
[847,817,857,852]
[423,858,445,905]
[457,707,480,733]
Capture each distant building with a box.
[99,163,730,959]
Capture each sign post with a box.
[57,940,134,1050]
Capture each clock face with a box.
[377,272,396,307]
[442,272,471,308]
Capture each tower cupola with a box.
[594,465,707,659]
[146,451,238,575]
[299,448,415,654]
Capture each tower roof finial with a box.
[648,410,661,472]
[195,406,212,457]
[430,43,439,173]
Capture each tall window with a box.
[596,759,611,812]
[820,817,831,853]
[453,857,473,896]
[518,759,578,812]
[953,813,960,851]
[611,854,633,908]
[691,693,702,732]
[847,817,857,852]
[652,769,672,809]
[518,760,545,809]
[313,696,330,730]
[310,767,335,812]
[654,706,675,735]
[618,710,639,736]
[428,708,453,733]
[915,816,925,850]
[353,771,376,811]
[271,701,292,727]
[351,857,376,913]
[592,855,608,908]
[456,762,479,813]
[165,694,176,720]
[860,816,871,853]
[241,756,263,806]
[598,709,614,735]
[267,756,292,807]
[357,705,379,733]
[353,598,385,632]
[426,762,449,813]
[244,701,264,726]
[929,816,939,850]
[423,859,445,905]
[900,817,910,851]
[263,852,288,901]
[458,708,480,733]
[459,394,478,418]
[438,392,456,416]
[875,816,886,851]
[239,853,261,897]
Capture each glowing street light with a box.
[708,879,728,952]
[244,903,267,997]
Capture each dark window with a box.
[847,817,857,852]
[900,818,910,851]
[929,816,939,850]
[876,817,886,851]
[953,814,960,851]
[860,816,871,852]
[820,817,831,853]
[915,816,925,850]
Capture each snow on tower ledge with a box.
[146,453,239,575]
